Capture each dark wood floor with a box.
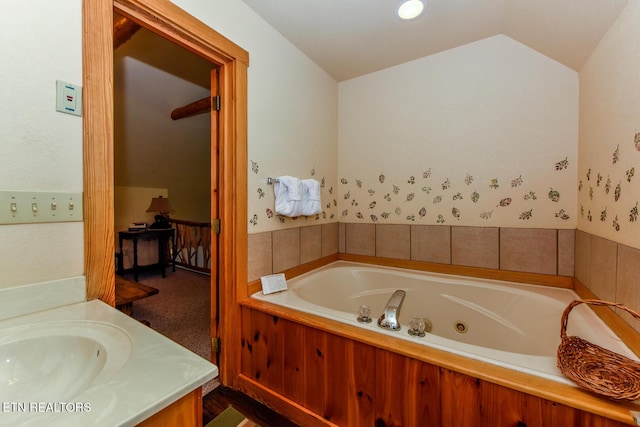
[203,386,300,427]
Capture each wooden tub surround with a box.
[239,256,640,427]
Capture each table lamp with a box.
[146,196,174,229]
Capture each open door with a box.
[210,68,221,367]
[88,0,248,386]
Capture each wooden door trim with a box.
[210,68,220,366]
[114,0,248,66]
[83,0,115,305]
[83,0,248,386]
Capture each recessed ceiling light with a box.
[397,0,425,20]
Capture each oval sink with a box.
[0,321,132,403]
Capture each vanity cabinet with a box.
[239,307,630,427]
[136,388,203,427]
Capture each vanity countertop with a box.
[0,299,218,427]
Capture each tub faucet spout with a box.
[377,290,406,331]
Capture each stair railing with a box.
[170,218,212,273]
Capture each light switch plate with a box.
[0,191,83,224]
[55,80,82,116]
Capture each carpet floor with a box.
[130,268,219,394]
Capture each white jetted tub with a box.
[252,261,638,386]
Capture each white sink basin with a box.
[0,298,217,427]
[0,320,132,404]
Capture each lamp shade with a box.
[146,196,174,215]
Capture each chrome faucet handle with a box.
[408,317,426,337]
[357,304,372,323]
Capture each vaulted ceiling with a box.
[240,0,629,81]
[114,14,213,119]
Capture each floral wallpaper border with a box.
[579,132,640,233]
[335,156,572,225]
[248,154,578,229]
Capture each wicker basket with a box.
[557,299,640,400]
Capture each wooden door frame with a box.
[82,0,248,386]
[210,67,220,366]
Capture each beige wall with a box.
[578,1,640,250]
[574,2,640,330]
[172,5,581,236]
[0,0,84,289]
[339,35,578,229]
[114,28,212,224]
[170,0,340,234]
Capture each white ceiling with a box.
[240,0,629,81]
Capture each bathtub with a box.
[252,261,638,386]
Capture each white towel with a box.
[301,179,322,216]
[274,176,303,217]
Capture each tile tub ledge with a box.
[0,299,218,426]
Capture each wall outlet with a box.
[0,191,83,224]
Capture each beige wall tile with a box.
[272,228,301,273]
[500,228,557,275]
[376,224,410,259]
[558,229,575,277]
[590,235,617,301]
[345,223,375,256]
[451,226,499,269]
[257,223,599,292]
[247,232,272,282]
[321,222,339,257]
[574,230,592,287]
[411,225,451,264]
[301,225,322,264]
[617,244,640,333]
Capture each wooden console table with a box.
[117,228,176,282]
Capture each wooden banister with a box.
[171,218,212,273]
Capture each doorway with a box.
[83,0,248,386]
[113,19,218,373]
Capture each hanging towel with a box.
[274,176,303,217]
[301,179,322,216]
